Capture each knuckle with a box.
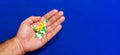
[50,17,55,22]
[29,16,35,18]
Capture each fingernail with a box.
[53,9,58,12]
[59,11,64,15]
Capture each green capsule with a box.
[34,33,38,38]
[41,27,44,31]
[44,29,47,32]
[45,19,48,23]
[42,27,47,32]
[42,27,45,31]
[33,27,36,31]
[38,30,42,34]
[41,33,44,37]
[44,27,47,32]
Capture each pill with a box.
[38,30,42,34]
[41,33,44,37]
[41,31,45,35]
[38,34,42,39]
[33,27,36,31]
[46,20,48,23]
[34,33,38,38]
[33,19,48,39]
[42,27,47,32]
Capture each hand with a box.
[15,9,65,53]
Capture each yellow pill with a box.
[40,22,44,26]
[39,22,44,30]
[36,26,40,31]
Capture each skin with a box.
[0,9,65,55]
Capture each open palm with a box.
[16,9,65,52]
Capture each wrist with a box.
[0,37,25,55]
[14,37,25,55]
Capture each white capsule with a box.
[34,25,36,27]
[39,37,42,39]
[40,31,45,34]
[37,34,42,39]
[41,31,45,34]
[44,21,46,26]
[45,27,46,30]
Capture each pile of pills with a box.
[33,19,48,39]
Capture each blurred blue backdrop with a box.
[0,0,120,55]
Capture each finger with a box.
[46,11,64,27]
[47,16,65,33]
[46,25,62,41]
[43,9,58,20]
[39,16,46,22]
[24,16,41,25]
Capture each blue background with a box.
[0,0,120,55]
